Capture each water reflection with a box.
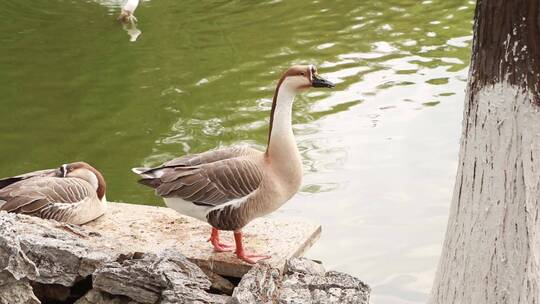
[122,20,141,42]
[92,0,143,41]
[117,0,139,23]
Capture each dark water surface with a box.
[0,0,474,302]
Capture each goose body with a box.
[0,162,107,225]
[134,145,302,230]
[133,65,334,263]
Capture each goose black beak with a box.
[312,74,335,88]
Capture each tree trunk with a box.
[430,1,540,303]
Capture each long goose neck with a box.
[68,163,107,201]
[265,81,298,159]
[95,170,106,200]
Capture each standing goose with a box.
[132,65,335,263]
[0,162,107,225]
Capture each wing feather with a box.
[0,168,59,190]
[138,146,259,177]
[0,177,95,216]
[1,196,39,213]
[20,199,50,214]
[153,158,263,207]
[133,146,264,208]
[161,146,253,167]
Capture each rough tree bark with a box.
[430,0,540,303]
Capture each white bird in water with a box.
[117,0,139,23]
[123,21,142,42]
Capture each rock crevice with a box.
[0,210,369,304]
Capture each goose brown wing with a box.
[155,158,263,207]
[159,146,257,168]
[0,168,59,189]
[0,177,94,215]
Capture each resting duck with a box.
[117,0,139,23]
[0,162,107,225]
[132,65,335,263]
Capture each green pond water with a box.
[0,0,474,302]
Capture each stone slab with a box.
[84,202,321,278]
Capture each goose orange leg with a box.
[208,228,234,252]
[234,230,271,264]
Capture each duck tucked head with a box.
[59,162,107,200]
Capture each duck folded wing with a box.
[152,158,263,207]
[0,177,93,215]
[0,168,59,189]
[159,146,257,168]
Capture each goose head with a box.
[59,162,107,200]
[266,65,335,152]
[277,65,335,93]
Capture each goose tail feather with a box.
[131,167,155,178]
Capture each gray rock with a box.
[0,214,39,282]
[0,212,225,304]
[231,263,281,304]
[232,258,370,304]
[0,271,39,304]
[74,289,138,304]
[0,211,369,304]
[280,270,370,304]
[0,212,116,287]
[161,287,231,304]
[284,258,325,276]
[93,249,222,304]
[279,259,370,304]
[93,258,163,303]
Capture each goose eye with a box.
[300,72,305,76]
